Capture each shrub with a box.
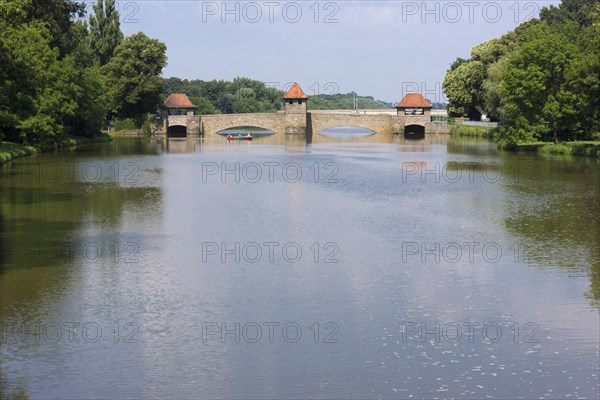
[141,113,154,136]
[113,118,137,131]
[451,124,496,137]
[539,143,573,155]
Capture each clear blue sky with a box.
[102,0,560,103]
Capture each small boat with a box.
[226,134,253,141]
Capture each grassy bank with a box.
[0,142,39,164]
[0,134,112,165]
[538,142,600,157]
[450,124,497,138]
[500,141,600,158]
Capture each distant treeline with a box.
[161,77,282,114]
[161,77,394,114]
[308,93,392,110]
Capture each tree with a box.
[189,96,220,115]
[1,4,58,143]
[444,0,600,146]
[442,60,486,120]
[443,35,516,120]
[162,77,185,99]
[103,32,167,119]
[496,23,581,144]
[233,97,263,113]
[24,0,86,57]
[482,57,507,121]
[89,0,123,65]
[540,0,598,27]
[1,0,108,143]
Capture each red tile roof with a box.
[162,93,197,108]
[283,82,309,99]
[394,93,432,108]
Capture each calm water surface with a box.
[1,134,598,399]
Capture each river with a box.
[1,134,598,399]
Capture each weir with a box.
[158,83,451,137]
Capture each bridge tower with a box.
[160,93,200,137]
[394,93,432,137]
[283,82,309,134]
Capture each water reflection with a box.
[0,136,598,399]
[319,126,376,138]
[162,137,202,154]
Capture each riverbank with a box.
[496,141,600,158]
[450,124,497,138]
[450,125,600,158]
[0,134,112,165]
[515,141,600,158]
[109,129,147,137]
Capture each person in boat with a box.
[237,132,243,138]
[226,133,232,139]
[246,132,252,138]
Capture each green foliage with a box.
[508,141,600,158]
[113,118,137,131]
[160,78,393,114]
[498,22,581,143]
[496,117,544,148]
[23,0,86,57]
[443,60,487,119]
[0,142,39,164]
[69,64,108,136]
[0,0,108,145]
[70,20,96,68]
[103,32,167,119]
[189,96,220,115]
[89,0,123,65]
[308,93,392,110]
[443,34,516,121]
[450,124,496,137]
[160,77,282,114]
[539,143,573,155]
[141,114,154,136]
[570,142,600,157]
[443,0,600,147]
[540,0,598,26]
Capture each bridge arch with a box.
[404,124,425,139]
[310,113,392,135]
[167,124,188,138]
[201,114,285,136]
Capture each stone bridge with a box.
[201,113,285,136]
[159,87,451,137]
[310,113,395,135]
[161,111,450,137]
[165,114,201,137]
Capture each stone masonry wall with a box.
[157,109,449,137]
[310,113,393,135]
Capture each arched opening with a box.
[319,126,375,138]
[168,125,187,138]
[216,126,276,136]
[404,124,425,139]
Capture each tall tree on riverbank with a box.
[24,0,86,57]
[103,32,167,119]
[1,0,106,143]
[89,0,123,65]
[443,0,600,145]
